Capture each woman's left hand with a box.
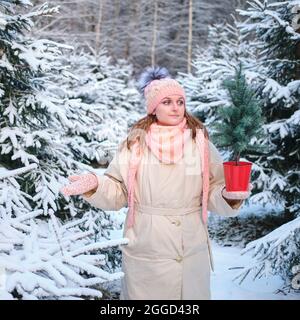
[222,183,253,200]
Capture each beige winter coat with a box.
[82,133,242,300]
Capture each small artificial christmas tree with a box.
[210,62,268,191]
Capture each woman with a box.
[60,66,252,300]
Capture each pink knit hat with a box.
[138,66,186,115]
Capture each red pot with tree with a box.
[210,63,268,192]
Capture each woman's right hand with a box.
[59,173,98,197]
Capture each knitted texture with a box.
[145,117,190,163]
[222,183,253,199]
[60,173,98,196]
[126,142,143,228]
[195,129,210,225]
[144,78,186,115]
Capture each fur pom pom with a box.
[137,66,171,95]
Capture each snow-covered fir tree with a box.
[231,0,300,289]
[46,48,143,167]
[0,165,128,300]
[236,0,300,218]
[0,0,134,299]
[178,0,300,291]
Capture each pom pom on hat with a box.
[137,66,171,96]
[137,65,186,115]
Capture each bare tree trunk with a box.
[95,0,104,54]
[111,0,120,56]
[187,0,193,74]
[125,0,141,60]
[151,0,158,67]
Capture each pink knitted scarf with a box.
[145,117,190,163]
[126,117,210,229]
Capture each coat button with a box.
[175,255,183,262]
[172,220,181,226]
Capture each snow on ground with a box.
[211,240,300,300]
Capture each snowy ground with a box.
[211,240,300,300]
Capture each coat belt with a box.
[134,203,202,216]
[133,202,214,272]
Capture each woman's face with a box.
[153,95,185,126]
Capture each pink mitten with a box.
[222,183,253,200]
[60,173,98,196]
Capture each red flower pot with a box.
[223,161,252,192]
